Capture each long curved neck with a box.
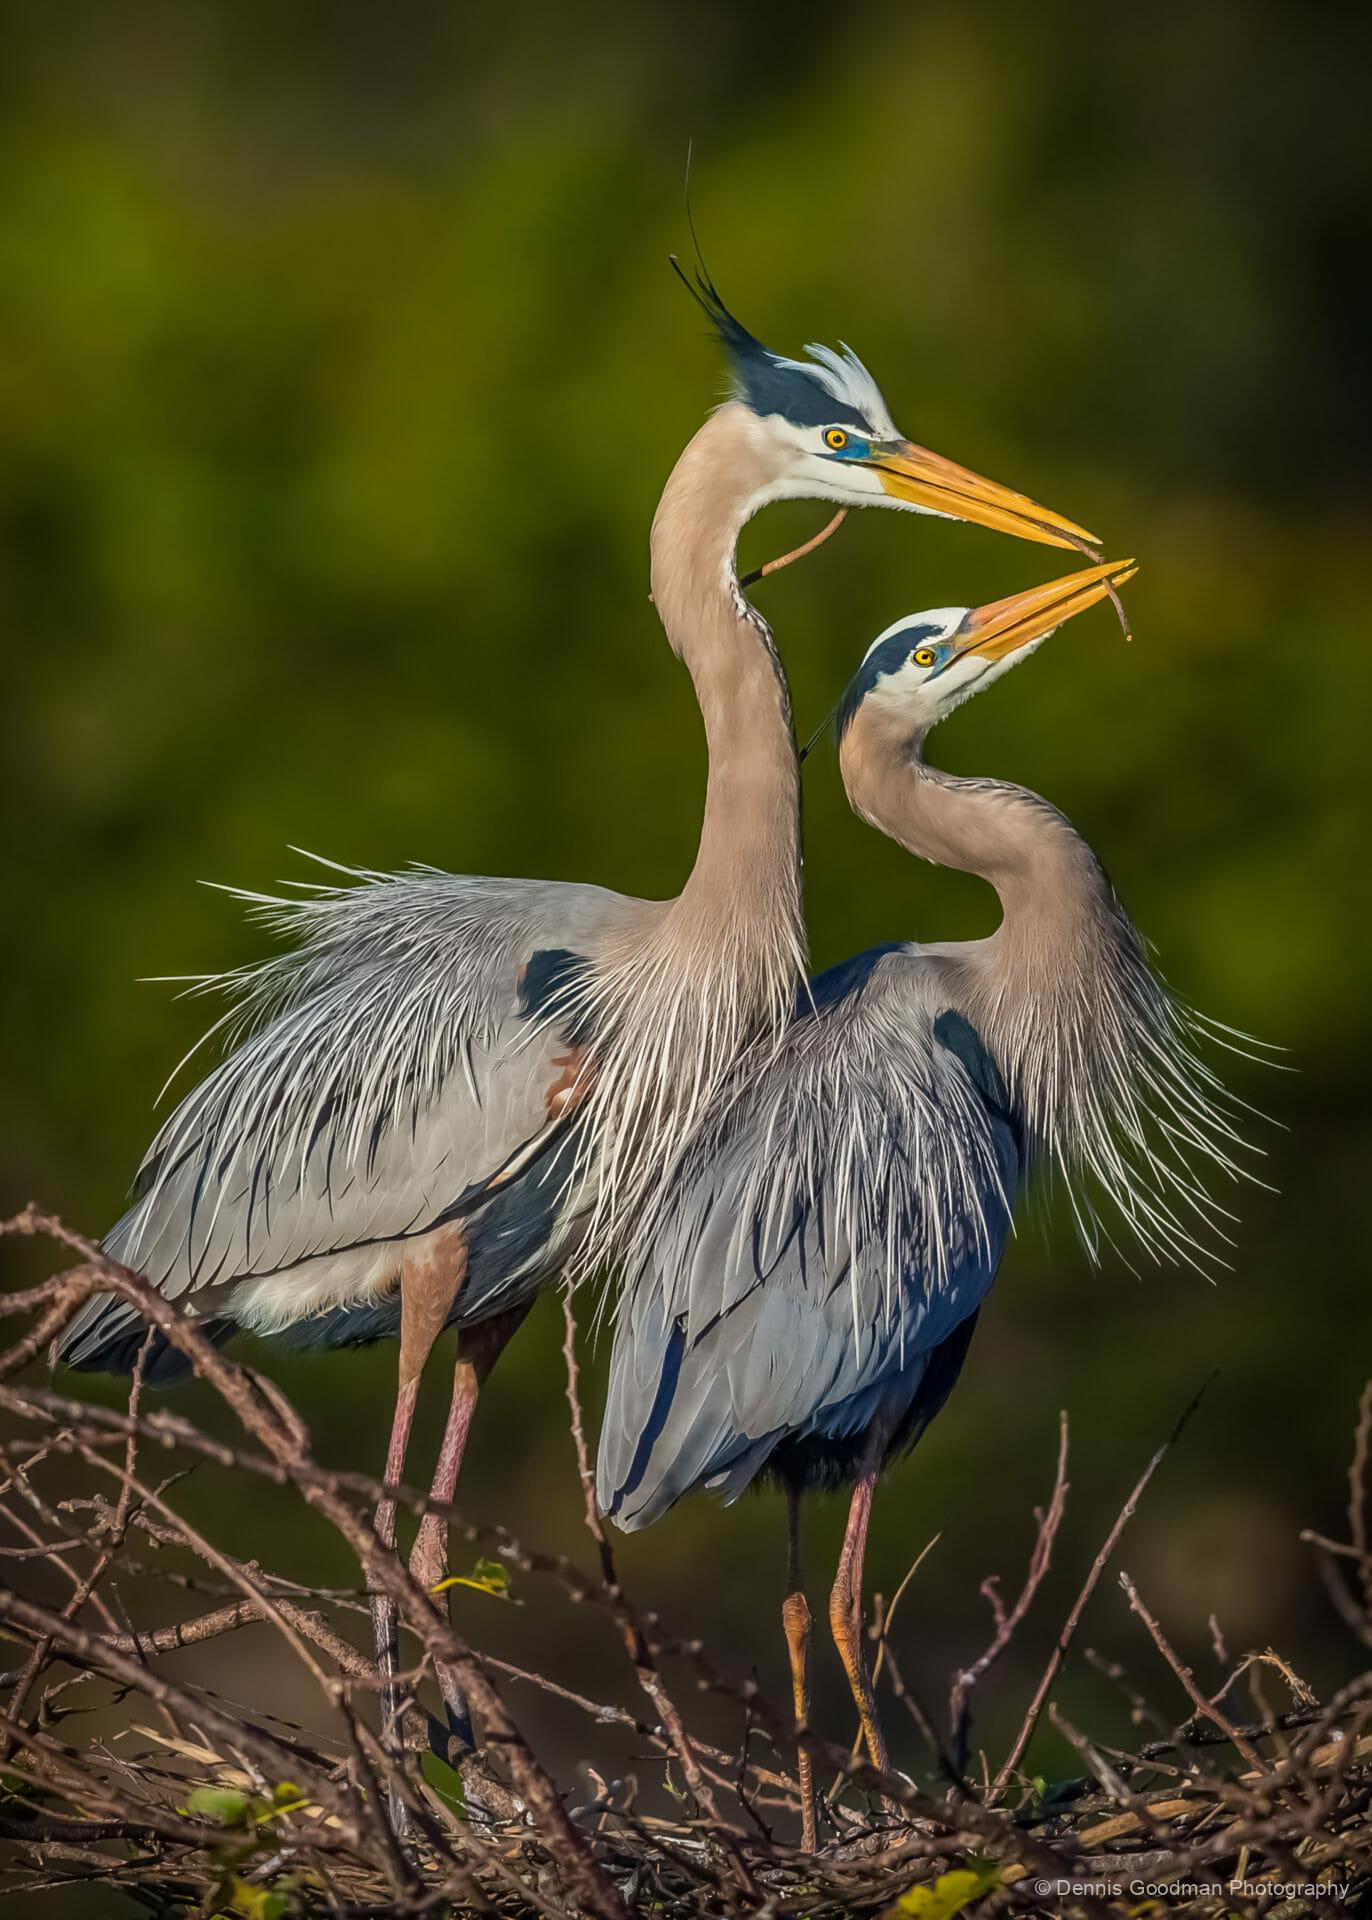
[839,709,1133,1152]
[647,405,804,1002]
[838,707,1244,1270]
[840,712,1106,974]
[568,406,806,1277]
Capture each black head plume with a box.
[669,254,875,432]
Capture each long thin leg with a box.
[829,1430,893,1796]
[407,1302,532,1754]
[369,1226,469,1829]
[781,1481,816,1851]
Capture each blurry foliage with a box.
[2,0,1368,1844]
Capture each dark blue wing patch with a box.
[518,947,596,1045]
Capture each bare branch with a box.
[950,1409,1069,1768]
[989,1378,1213,1802]
[1117,1571,1269,1773]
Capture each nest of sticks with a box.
[1,1208,1369,1918]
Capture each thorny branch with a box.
[0,1210,1369,1918]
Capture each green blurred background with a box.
[3,0,1370,1855]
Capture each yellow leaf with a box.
[429,1555,511,1600]
[222,1875,291,1920]
[880,1861,1003,1920]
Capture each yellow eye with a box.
[824,427,848,451]
[912,647,937,667]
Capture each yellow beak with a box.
[873,441,1101,551]
[953,558,1138,665]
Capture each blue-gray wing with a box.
[61,866,628,1353]
[598,946,1019,1529]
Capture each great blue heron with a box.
[56,274,1098,1762]
[598,559,1253,1844]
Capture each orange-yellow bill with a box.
[957,559,1138,662]
[873,440,1102,552]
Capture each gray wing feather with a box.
[64,868,628,1353]
[598,948,1019,1528]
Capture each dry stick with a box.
[950,1411,1070,1770]
[2,1214,629,1920]
[0,1589,361,1840]
[484,1651,798,1798]
[1209,1648,1317,1717]
[2,1374,1093,1891]
[0,1498,121,1632]
[558,1290,759,1900]
[0,1452,133,1761]
[736,508,848,589]
[328,1685,425,1900]
[2,1240,1121,1901]
[1046,1701,1129,1801]
[1301,1527,1372,1564]
[73,1441,339,1696]
[878,1643,959,1780]
[868,1533,942,1710]
[1117,1572,1269,1775]
[1084,1646,1175,1744]
[67,1486,763,1787]
[71,1583,381,1697]
[0,1716,312,1860]
[1349,1379,1372,1616]
[0,1268,91,1381]
[49,1515,794,1818]
[108,1325,153,1541]
[19,1595,505,1920]
[214,1375,1091,1882]
[1307,1538,1372,1652]
[989,1378,1213,1804]
[61,1492,431,1709]
[6,1377,1046,1846]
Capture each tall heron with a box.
[599,559,1252,1843]
[56,275,1098,1757]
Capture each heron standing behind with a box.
[599,560,1255,1844]
[56,275,1099,1768]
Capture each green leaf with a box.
[880,1860,1003,1920]
[420,1750,467,1819]
[429,1555,511,1600]
[186,1786,252,1828]
[221,1874,292,1920]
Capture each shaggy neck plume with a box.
[841,712,1247,1267]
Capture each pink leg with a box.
[408,1354,482,1748]
[375,1377,421,1552]
[407,1304,531,1753]
[369,1225,469,1824]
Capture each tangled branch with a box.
[1,1208,1369,1917]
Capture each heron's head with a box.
[686,266,1100,551]
[836,559,1138,747]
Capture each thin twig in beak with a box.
[1054,528,1134,641]
[739,509,849,589]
